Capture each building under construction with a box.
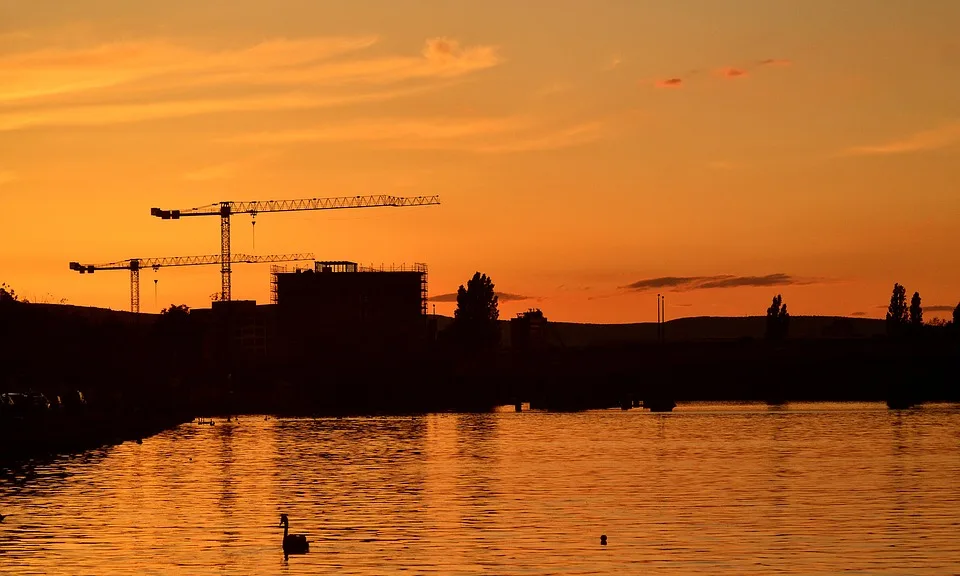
[270,261,430,360]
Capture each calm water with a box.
[1,403,959,575]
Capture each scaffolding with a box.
[270,261,428,313]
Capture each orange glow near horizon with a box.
[1,1,958,322]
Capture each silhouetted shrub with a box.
[765,294,789,340]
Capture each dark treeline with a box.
[2,279,959,462]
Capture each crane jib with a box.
[150,195,440,218]
[147,193,439,303]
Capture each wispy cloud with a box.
[498,292,536,302]
[851,311,868,317]
[841,121,960,156]
[429,293,459,302]
[625,276,711,290]
[604,54,623,71]
[925,304,958,312]
[227,116,524,145]
[652,57,789,90]
[472,122,603,153]
[0,87,442,132]
[717,67,748,78]
[698,274,799,289]
[0,36,379,103]
[226,117,604,154]
[654,78,684,88]
[623,273,818,292]
[430,291,536,302]
[0,36,502,131]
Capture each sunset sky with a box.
[1,0,958,323]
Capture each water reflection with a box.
[1,404,959,575]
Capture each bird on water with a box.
[0,513,6,522]
[279,514,309,554]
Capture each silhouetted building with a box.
[272,261,428,359]
[510,309,547,350]
[193,300,276,367]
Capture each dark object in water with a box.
[0,513,5,522]
[600,534,607,545]
[886,397,919,410]
[643,397,676,412]
[886,381,922,410]
[136,438,142,445]
[279,514,309,555]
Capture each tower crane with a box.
[150,195,440,302]
[69,253,314,313]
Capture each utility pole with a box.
[657,293,661,343]
[661,295,665,343]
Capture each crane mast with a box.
[69,253,314,313]
[151,194,440,302]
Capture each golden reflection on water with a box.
[1,403,959,575]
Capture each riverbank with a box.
[1,392,193,467]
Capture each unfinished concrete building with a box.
[271,261,429,360]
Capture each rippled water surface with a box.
[2,403,959,575]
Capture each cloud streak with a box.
[226,117,604,154]
[623,273,817,292]
[0,87,436,131]
[0,36,502,131]
[717,67,748,78]
[654,78,684,88]
[653,57,789,89]
[924,304,958,312]
[0,36,380,103]
[430,291,535,302]
[841,121,960,156]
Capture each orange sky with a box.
[1,1,958,323]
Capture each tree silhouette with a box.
[909,291,923,327]
[0,283,18,304]
[953,302,959,326]
[765,294,790,340]
[161,303,190,316]
[451,272,500,349]
[886,283,909,335]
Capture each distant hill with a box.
[503,315,886,348]
[14,303,149,325]
[17,304,886,346]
